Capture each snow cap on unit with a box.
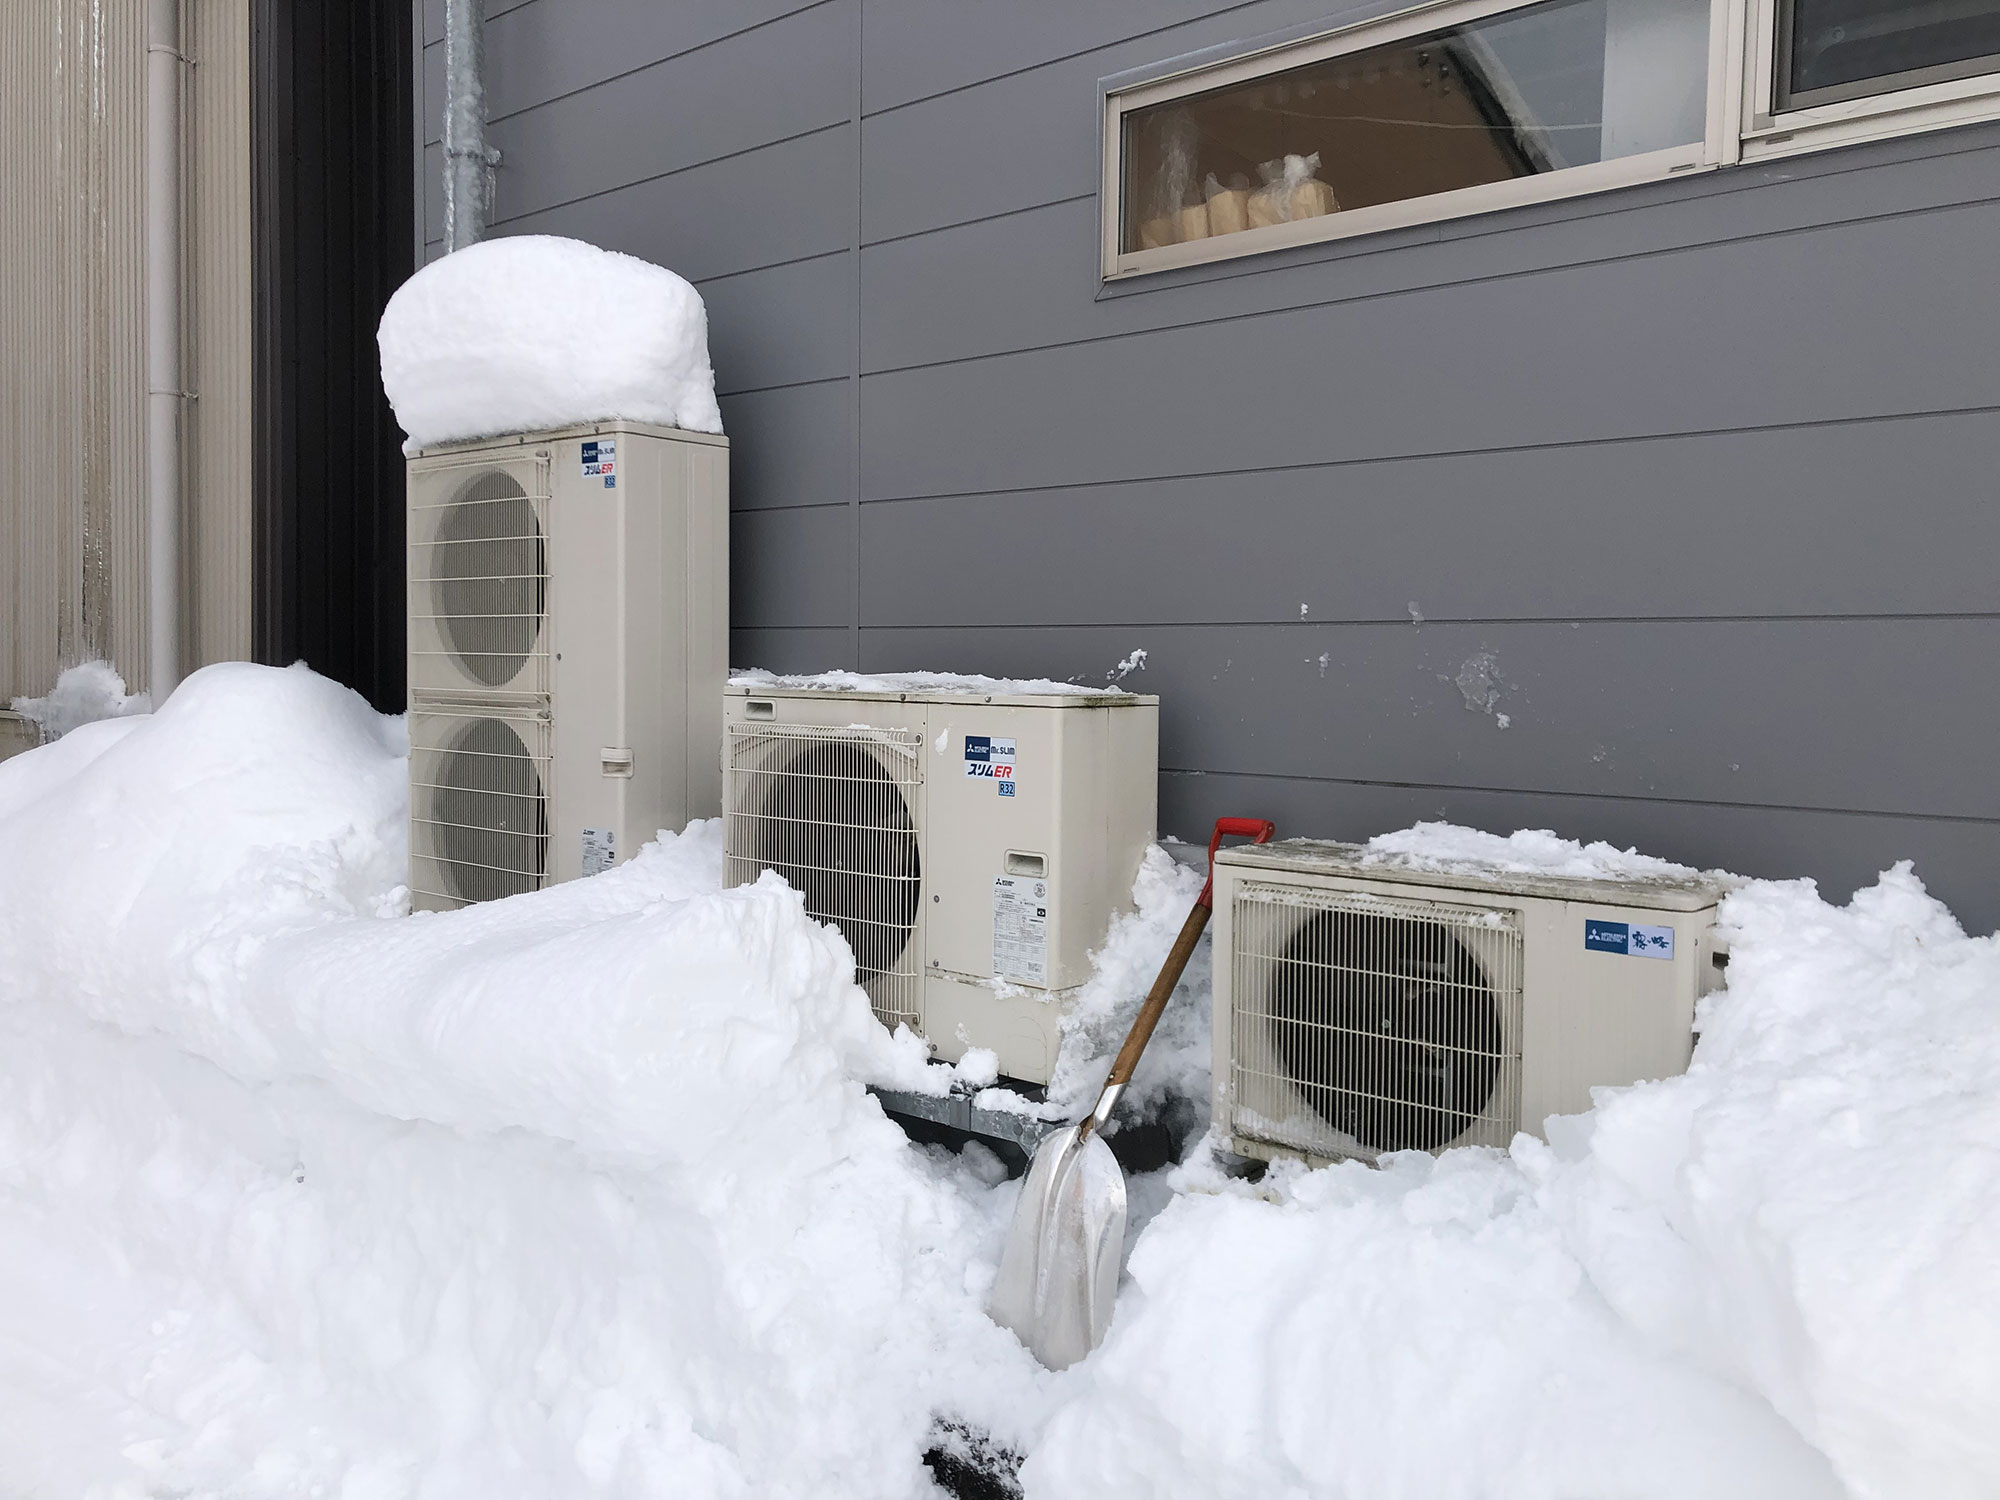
[729,668,1118,698]
[377,235,724,453]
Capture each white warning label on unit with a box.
[992,874,1048,986]
[581,826,616,876]
[581,438,617,488]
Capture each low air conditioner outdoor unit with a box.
[722,681,1158,1085]
[1211,840,1733,1166]
[406,420,727,910]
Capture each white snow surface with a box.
[731,667,1117,697]
[10,660,150,739]
[377,236,723,454]
[1,666,1995,1498]
[1364,819,1708,882]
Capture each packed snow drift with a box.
[2,663,1995,1498]
[377,235,723,452]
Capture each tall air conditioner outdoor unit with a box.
[406,420,727,910]
[1211,840,1733,1166]
[722,682,1158,1085]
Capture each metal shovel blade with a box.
[988,1122,1127,1370]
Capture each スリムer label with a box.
[581,439,616,488]
[964,735,1017,796]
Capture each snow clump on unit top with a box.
[730,667,1119,697]
[9,660,150,740]
[1364,819,1710,883]
[377,235,723,453]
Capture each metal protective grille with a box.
[410,708,552,910]
[1230,882,1523,1162]
[725,722,923,1031]
[409,467,550,692]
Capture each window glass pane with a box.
[1120,0,1708,256]
[1782,0,2000,109]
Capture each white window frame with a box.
[1100,0,2000,280]
[1742,0,2000,161]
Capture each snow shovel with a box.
[989,816,1276,1369]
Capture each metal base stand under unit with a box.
[406,420,727,909]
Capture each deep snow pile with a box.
[1,666,1995,1498]
[377,236,723,452]
[1033,863,2000,1500]
[0,664,1037,1498]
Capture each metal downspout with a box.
[145,0,183,701]
[442,0,494,251]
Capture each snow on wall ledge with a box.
[377,236,723,454]
[0,662,1997,1498]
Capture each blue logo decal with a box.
[1584,919,1630,955]
[964,736,991,762]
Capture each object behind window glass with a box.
[1779,0,2000,110]
[1120,0,1708,256]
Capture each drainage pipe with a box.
[442,0,493,250]
[145,0,183,701]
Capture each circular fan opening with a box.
[749,740,920,992]
[1269,910,1501,1153]
[433,470,546,687]
[433,717,549,904]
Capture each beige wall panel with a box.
[0,0,252,707]
[0,0,147,703]
[188,0,253,671]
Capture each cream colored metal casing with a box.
[722,683,1158,1084]
[1211,839,1733,1167]
[407,421,727,910]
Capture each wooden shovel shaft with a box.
[1102,898,1212,1095]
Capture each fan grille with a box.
[1230,883,1523,1161]
[418,469,548,689]
[724,723,923,1032]
[411,712,551,908]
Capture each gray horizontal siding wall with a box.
[422,0,2000,932]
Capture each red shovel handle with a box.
[1200,817,1278,909]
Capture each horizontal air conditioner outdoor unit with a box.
[722,682,1158,1085]
[406,420,727,910]
[1211,840,1733,1166]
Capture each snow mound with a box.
[1364,819,1710,882]
[9,660,150,740]
[0,663,1038,1497]
[3,680,1995,1497]
[378,235,723,454]
[1032,862,2000,1500]
[730,667,1118,697]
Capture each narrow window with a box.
[1115,0,1709,264]
[1776,0,2000,111]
